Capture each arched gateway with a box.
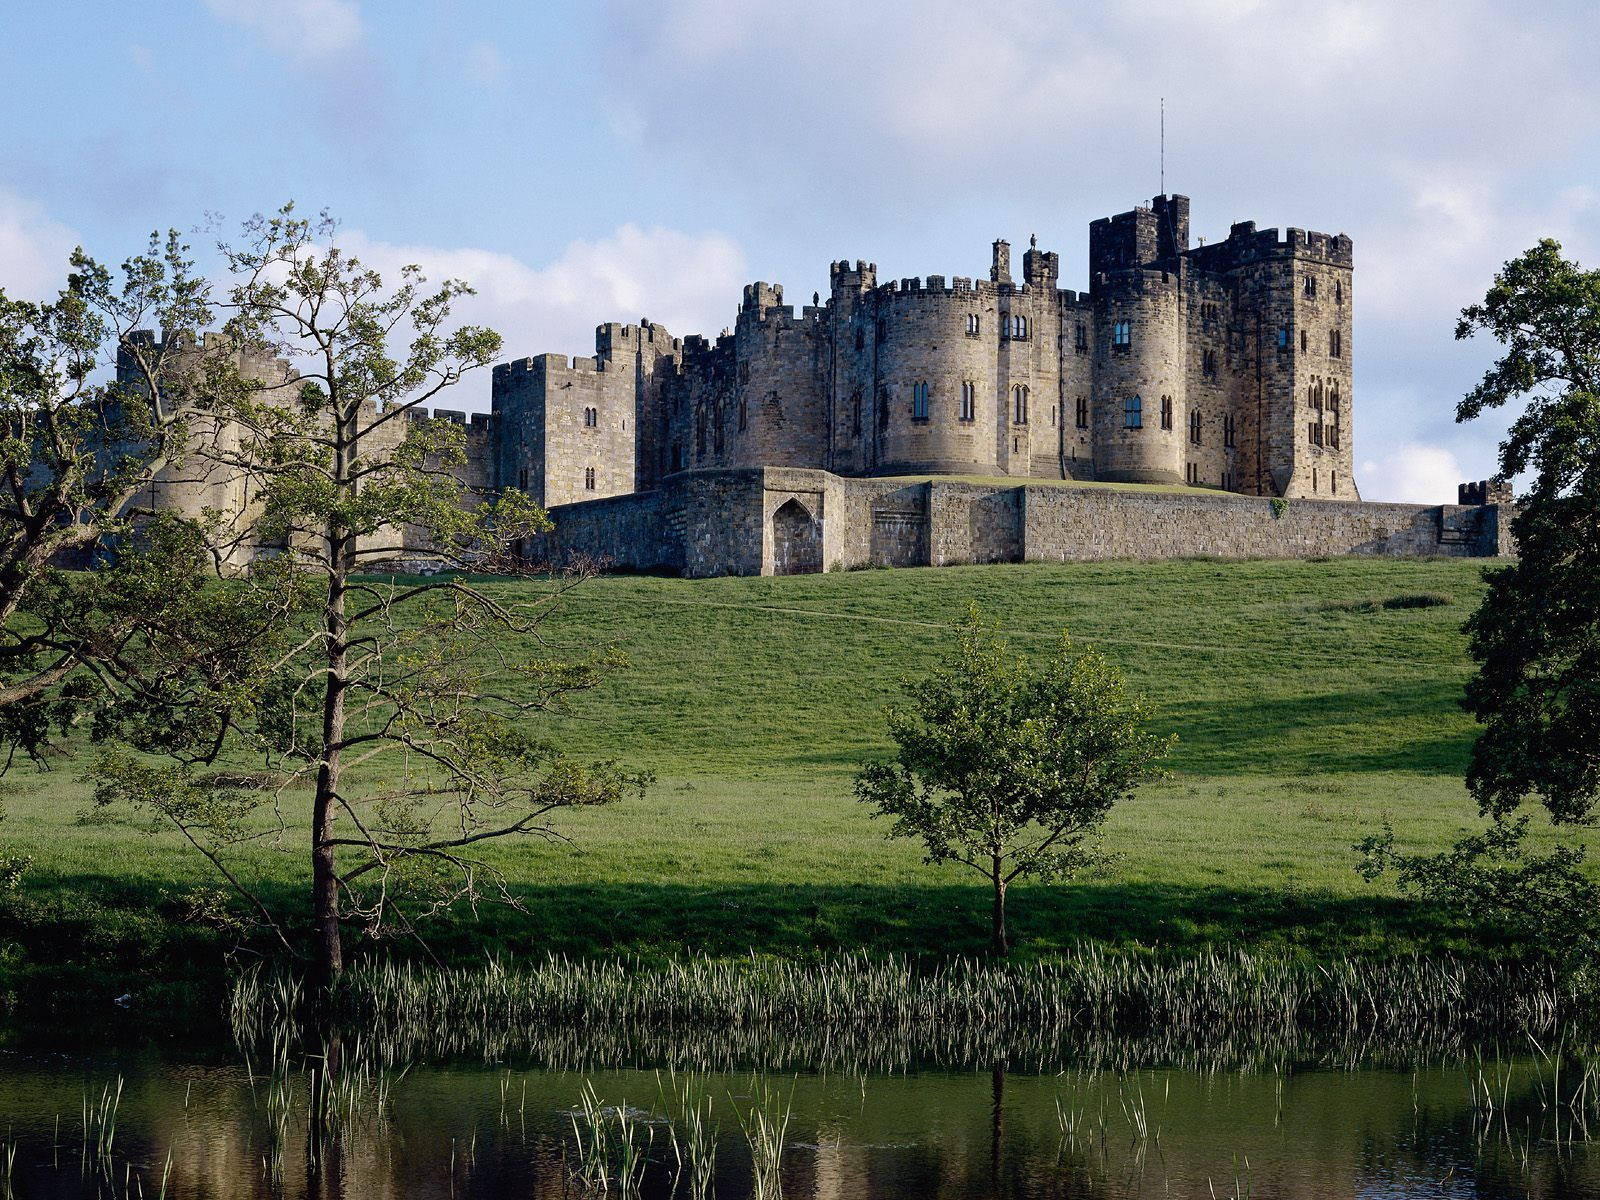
[771,498,822,575]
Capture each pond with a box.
[2,1049,1598,1198]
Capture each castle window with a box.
[1012,384,1029,424]
[1303,275,1317,299]
[1075,321,1087,353]
[738,361,750,384]
[1335,280,1344,304]
[1050,404,1057,427]
[1186,463,1198,485]
[1189,408,1202,445]
[1277,327,1290,352]
[1300,328,1308,353]
[1329,329,1342,357]
[1124,395,1142,429]
[1075,395,1088,429]
[1113,320,1132,354]
[1312,467,1318,493]
[878,385,889,429]
[583,406,598,427]
[1332,471,1338,494]
[584,467,596,490]
[1009,315,1029,340]
[851,391,862,436]
[518,467,528,491]
[965,313,980,336]
[854,327,864,351]
[912,381,929,422]
[1309,421,1323,446]
[696,415,707,458]
[738,398,748,431]
[1223,414,1236,448]
[1160,395,1173,430]
[960,381,976,422]
[1202,349,1217,377]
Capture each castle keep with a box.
[493,194,1356,512]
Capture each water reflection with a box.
[2,1053,1599,1198]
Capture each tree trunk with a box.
[991,858,1008,956]
[311,400,353,998]
[311,550,346,996]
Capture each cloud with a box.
[0,189,79,301]
[339,223,749,411]
[202,0,364,61]
[1360,443,1465,504]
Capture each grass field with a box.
[0,556,1578,1032]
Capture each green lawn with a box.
[0,556,1574,1032]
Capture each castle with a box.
[494,194,1356,510]
[121,195,1515,577]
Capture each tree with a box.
[0,234,245,756]
[1455,239,1600,824]
[855,608,1172,954]
[92,205,648,994]
[1358,241,1600,956]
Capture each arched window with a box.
[960,381,975,422]
[584,466,596,490]
[1160,395,1173,430]
[1012,384,1029,424]
[1189,408,1202,445]
[912,381,929,421]
[1075,395,1088,429]
[965,313,980,336]
[1124,395,1142,429]
[1112,321,1132,353]
[583,406,597,427]
[1010,314,1029,339]
[851,391,862,435]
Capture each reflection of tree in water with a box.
[5,1051,1600,1198]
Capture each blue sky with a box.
[3,0,1597,501]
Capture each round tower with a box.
[1091,268,1186,484]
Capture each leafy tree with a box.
[1455,239,1600,824]
[855,609,1172,954]
[0,234,244,756]
[1360,240,1600,954]
[90,206,648,993]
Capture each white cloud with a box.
[0,189,78,302]
[339,223,749,411]
[1360,443,1465,504]
[203,0,364,61]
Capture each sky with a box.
[2,0,1596,502]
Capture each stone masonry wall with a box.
[531,468,1512,579]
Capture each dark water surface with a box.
[2,1050,1598,1198]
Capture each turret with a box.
[990,239,1012,286]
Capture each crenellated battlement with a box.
[1186,221,1353,271]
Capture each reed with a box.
[736,1077,791,1200]
[231,948,1584,1073]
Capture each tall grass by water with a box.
[232,948,1582,1073]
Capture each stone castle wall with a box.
[533,469,1511,579]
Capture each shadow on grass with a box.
[1,872,1482,1044]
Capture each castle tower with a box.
[1088,197,1191,485]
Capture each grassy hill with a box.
[1,556,1576,1031]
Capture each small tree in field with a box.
[855,609,1172,955]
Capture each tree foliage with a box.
[1361,241,1600,956]
[88,206,648,988]
[855,608,1172,954]
[0,233,300,775]
[1456,239,1600,824]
